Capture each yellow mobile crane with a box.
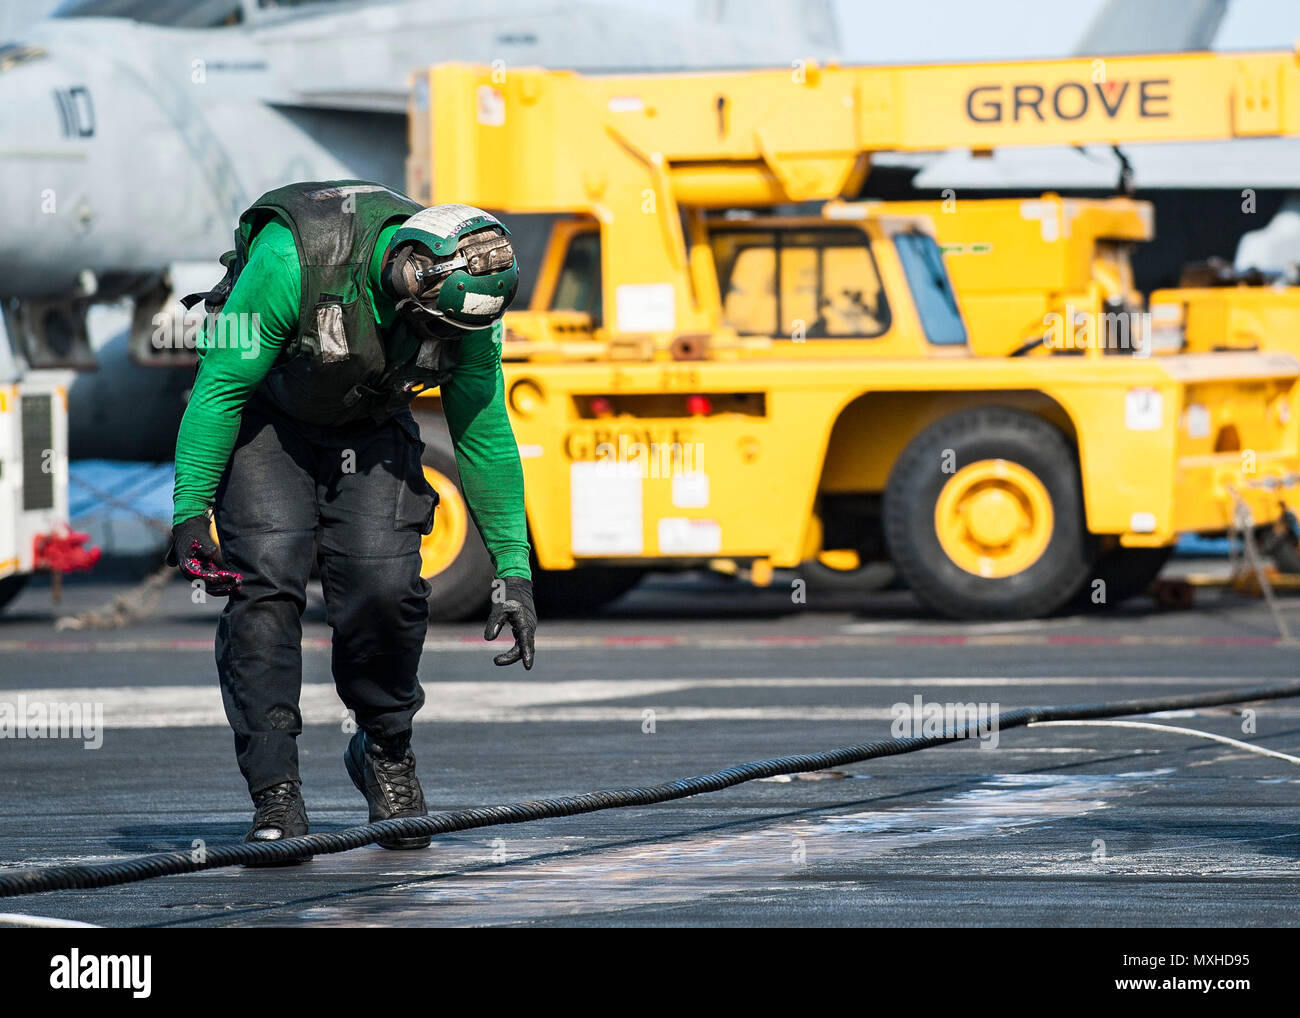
[405,52,1300,620]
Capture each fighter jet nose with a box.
[0,40,96,296]
[0,22,247,304]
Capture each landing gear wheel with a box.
[1071,543,1173,610]
[418,431,494,623]
[0,574,30,614]
[884,407,1090,620]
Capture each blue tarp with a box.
[69,460,173,555]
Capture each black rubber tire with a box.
[1272,538,1300,574]
[418,429,495,623]
[0,573,30,614]
[799,559,896,594]
[883,407,1091,620]
[532,566,646,617]
[1071,544,1173,610]
[1264,512,1300,573]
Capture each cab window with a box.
[894,230,968,347]
[711,227,889,339]
[550,231,602,326]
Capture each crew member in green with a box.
[167,181,536,851]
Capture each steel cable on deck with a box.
[3,678,1299,897]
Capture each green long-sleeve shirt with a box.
[172,218,531,579]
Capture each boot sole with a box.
[242,829,311,866]
[378,836,432,851]
[344,740,432,850]
[241,853,309,868]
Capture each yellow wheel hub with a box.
[419,466,468,580]
[934,459,1054,578]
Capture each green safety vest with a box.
[202,179,461,426]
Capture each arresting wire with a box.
[2,678,1298,897]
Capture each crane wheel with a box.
[884,407,1090,620]
[417,429,494,623]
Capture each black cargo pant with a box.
[212,398,436,796]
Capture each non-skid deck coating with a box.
[2,569,1298,927]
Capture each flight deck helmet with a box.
[382,204,519,334]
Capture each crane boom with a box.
[413,48,1300,213]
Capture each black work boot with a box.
[344,730,431,850]
[243,780,310,866]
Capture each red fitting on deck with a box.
[33,528,102,573]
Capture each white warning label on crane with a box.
[658,517,722,555]
[616,283,675,333]
[476,85,505,126]
[1125,387,1163,431]
[671,472,710,508]
[570,461,643,555]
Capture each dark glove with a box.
[166,513,242,597]
[484,577,536,670]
